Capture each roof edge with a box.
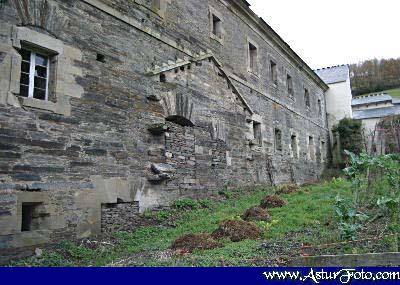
[231,0,329,91]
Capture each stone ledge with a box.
[19,97,71,116]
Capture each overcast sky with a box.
[247,0,400,69]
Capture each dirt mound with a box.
[171,233,222,253]
[260,195,288,209]
[212,220,261,242]
[242,206,271,222]
[276,184,299,195]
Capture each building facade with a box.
[352,93,400,154]
[315,65,353,131]
[0,0,329,262]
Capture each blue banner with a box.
[1,267,400,285]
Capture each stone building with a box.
[0,0,329,262]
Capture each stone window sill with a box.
[18,96,70,116]
[210,33,224,45]
[248,70,260,78]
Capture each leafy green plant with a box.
[342,151,400,245]
[172,198,199,210]
[334,195,368,240]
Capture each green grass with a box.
[12,179,353,267]
[363,88,400,99]
[386,88,400,99]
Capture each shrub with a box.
[276,184,299,195]
[242,206,271,222]
[172,198,199,210]
[260,195,288,209]
[171,233,222,253]
[212,220,261,242]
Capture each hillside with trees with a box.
[350,58,400,96]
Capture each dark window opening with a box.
[166,115,194,127]
[305,88,310,108]
[21,202,42,232]
[96,53,106,63]
[287,74,293,96]
[291,135,298,159]
[249,42,258,73]
[160,73,166,82]
[270,61,278,85]
[318,99,322,116]
[253,122,262,146]
[275,128,282,151]
[180,66,185,71]
[212,14,222,38]
[320,141,326,162]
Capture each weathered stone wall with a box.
[0,0,330,262]
[101,201,140,233]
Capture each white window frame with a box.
[21,49,50,101]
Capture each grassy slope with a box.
[13,180,352,267]
[386,88,400,99]
[363,88,400,99]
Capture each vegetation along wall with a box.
[0,0,329,262]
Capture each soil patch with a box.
[171,233,222,253]
[242,206,271,222]
[212,220,261,242]
[260,195,288,209]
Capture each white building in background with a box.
[315,65,353,134]
[352,93,400,134]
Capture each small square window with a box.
[160,73,166,82]
[248,42,258,74]
[21,202,43,232]
[96,53,106,63]
[275,128,282,151]
[270,61,278,85]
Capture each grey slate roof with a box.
[352,93,393,106]
[353,106,400,120]
[314,65,349,84]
